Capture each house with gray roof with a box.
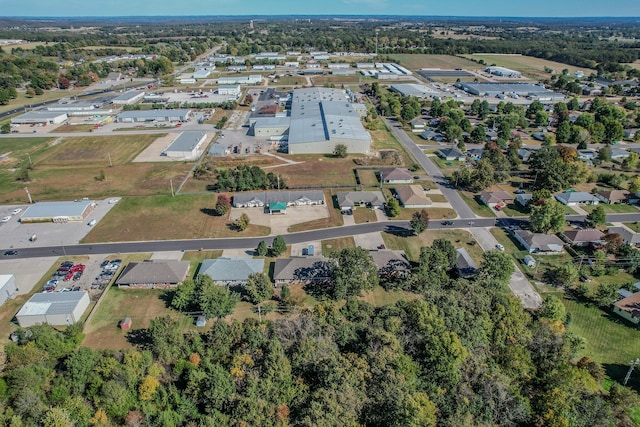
[199,258,265,285]
[611,148,630,160]
[555,191,599,206]
[273,257,333,284]
[456,248,477,278]
[513,229,564,253]
[116,260,190,289]
[515,193,533,207]
[607,226,640,247]
[409,117,427,132]
[233,191,325,210]
[335,191,385,211]
[479,191,514,208]
[420,129,444,142]
[369,250,411,280]
[561,229,605,246]
[578,149,597,161]
[517,148,534,162]
[437,147,465,161]
[380,168,413,184]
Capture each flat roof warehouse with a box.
[20,200,95,223]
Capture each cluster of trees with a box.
[3,234,636,426]
[210,165,286,192]
[255,235,286,258]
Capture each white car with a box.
[0,216,11,223]
[108,199,118,204]
[11,208,22,215]
[88,219,97,226]
[496,244,505,251]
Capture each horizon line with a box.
[3,15,640,19]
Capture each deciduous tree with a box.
[409,209,429,234]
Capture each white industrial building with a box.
[116,109,191,123]
[193,69,212,79]
[218,85,241,97]
[164,131,208,159]
[485,66,522,78]
[0,275,17,307]
[390,83,438,98]
[47,101,99,113]
[179,78,196,85]
[20,200,95,223]
[252,116,291,138]
[16,291,90,327]
[218,75,262,85]
[111,90,145,105]
[11,111,67,125]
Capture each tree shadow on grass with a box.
[201,208,219,217]
[126,328,150,349]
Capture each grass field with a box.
[353,207,377,224]
[277,155,359,187]
[460,192,496,217]
[388,54,479,71]
[382,228,483,263]
[311,76,363,85]
[461,54,594,80]
[392,207,456,220]
[582,203,639,214]
[0,89,85,115]
[51,124,97,133]
[82,194,271,243]
[358,286,422,307]
[322,236,356,256]
[624,222,640,233]
[427,194,448,203]
[358,169,380,187]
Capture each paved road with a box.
[385,118,476,219]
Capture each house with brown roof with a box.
[613,292,640,324]
[380,168,414,184]
[512,230,564,254]
[395,185,432,208]
[607,226,640,247]
[561,229,605,247]
[116,260,190,289]
[368,250,411,280]
[479,191,514,209]
[272,257,333,284]
[595,190,630,204]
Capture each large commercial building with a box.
[218,75,263,85]
[11,111,68,125]
[390,84,438,98]
[16,291,90,327]
[20,200,95,223]
[484,66,522,78]
[111,90,145,105]
[0,275,17,307]
[287,88,371,154]
[164,131,208,159]
[116,109,191,123]
[455,82,564,100]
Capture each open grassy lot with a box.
[427,194,448,203]
[83,194,270,243]
[382,228,483,263]
[358,286,422,307]
[460,192,496,217]
[358,169,380,187]
[624,222,640,233]
[389,54,479,71]
[0,89,85,115]
[288,190,344,232]
[277,155,358,187]
[83,286,193,350]
[353,207,378,224]
[322,236,356,256]
[311,76,363,85]
[501,202,530,217]
[51,124,97,133]
[430,156,464,176]
[392,207,456,221]
[0,135,193,202]
[582,203,639,214]
[273,76,305,86]
[461,54,594,80]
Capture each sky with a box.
[1,0,639,18]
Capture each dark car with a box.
[3,250,17,256]
[441,220,454,226]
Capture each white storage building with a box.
[16,291,90,327]
[218,85,241,97]
[164,131,208,159]
[0,275,17,307]
[111,90,145,105]
[20,200,95,223]
[11,111,68,125]
[116,109,191,123]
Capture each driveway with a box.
[470,227,543,309]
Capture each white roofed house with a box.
[555,191,599,206]
[437,148,466,161]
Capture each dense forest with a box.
[0,242,637,426]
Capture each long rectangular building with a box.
[116,109,191,123]
[164,131,208,159]
[21,200,95,223]
[16,291,90,327]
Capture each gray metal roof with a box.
[555,191,598,204]
[166,131,207,153]
[117,261,190,285]
[17,291,88,316]
[253,116,291,129]
[112,90,144,101]
[335,191,385,208]
[14,111,67,120]
[117,109,191,119]
[390,84,437,97]
[22,200,94,220]
[459,82,553,95]
[200,258,265,282]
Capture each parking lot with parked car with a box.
[41,257,122,295]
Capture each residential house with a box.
[479,191,514,209]
[512,229,564,254]
[116,260,190,289]
[577,149,597,161]
[455,248,477,278]
[395,185,432,208]
[437,147,466,161]
[485,129,498,141]
[466,148,485,160]
[517,148,535,162]
[420,129,444,142]
[380,168,414,184]
[595,190,630,204]
[606,226,640,247]
[199,257,265,285]
[555,191,599,206]
[233,190,325,210]
[410,117,427,132]
[613,292,640,324]
[336,191,386,212]
[532,132,546,142]
[369,250,411,280]
[624,129,638,140]
[515,193,533,207]
[272,257,333,284]
[561,229,605,246]
[610,148,630,160]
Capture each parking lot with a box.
[0,197,122,250]
[40,256,122,297]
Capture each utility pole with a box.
[108,152,113,167]
[170,179,175,197]
[257,305,262,322]
[24,187,32,204]
[28,154,32,167]
[624,358,640,386]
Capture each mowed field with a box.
[0,135,193,202]
[389,54,480,71]
[462,54,595,79]
[82,193,271,243]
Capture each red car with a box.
[64,273,74,281]
[175,123,182,127]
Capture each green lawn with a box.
[431,156,465,175]
[460,192,496,217]
[322,237,356,256]
[501,202,530,217]
[624,222,640,233]
[382,229,484,264]
[353,208,377,224]
[582,204,639,214]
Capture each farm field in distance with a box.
[461,53,595,79]
[389,54,480,71]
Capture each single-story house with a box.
[485,129,499,141]
[606,226,640,247]
[555,191,599,206]
[479,191,514,208]
[624,129,638,140]
[613,292,640,324]
[409,117,427,132]
[336,191,385,212]
[420,129,444,142]
[199,257,265,285]
[273,257,333,284]
[513,229,564,253]
[532,132,546,141]
[517,148,534,162]
[515,193,533,207]
[369,250,411,280]
[0,275,17,307]
[611,148,630,160]
[395,185,432,208]
[455,248,477,278]
[380,168,414,184]
[595,190,630,204]
[116,260,190,289]
[437,148,466,162]
[466,148,485,160]
[233,191,325,210]
[16,291,90,327]
[561,229,605,246]
[578,149,597,161]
